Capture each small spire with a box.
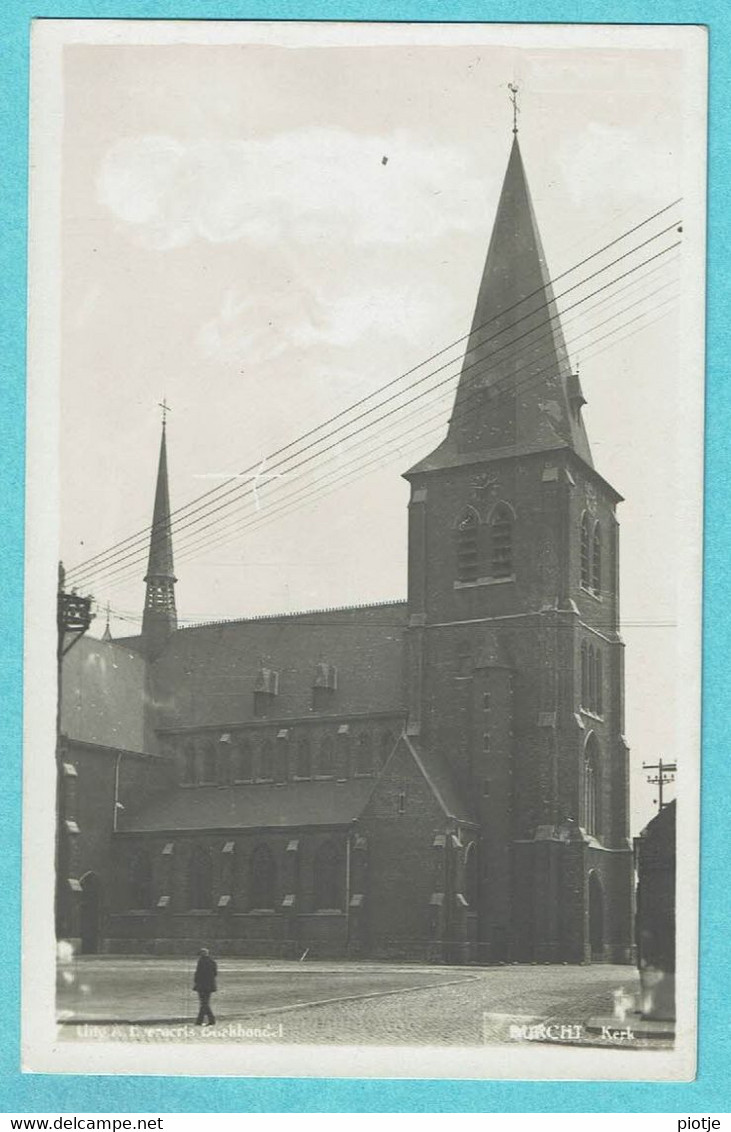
[102,601,112,642]
[508,83,520,136]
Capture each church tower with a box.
[141,419,178,658]
[404,129,634,963]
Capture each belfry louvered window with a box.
[490,505,513,578]
[456,510,479,582]
[580,513,590,588]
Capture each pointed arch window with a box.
[490,504,513,578]
[592,523,602,595]
[584,735,600,838]
[196,741,217,785]
[128,850,153,909]
[319,734,335,777]
[296,737,312,779]
[233,740,253,783]
[355,733,373,776]
[188,846,213,910]
[464,842,478,908]
[250,845,276,911]
[182,741,196,785]
[314,841,343,911]
[580,512,591,589]
[595,650,603,715]
[259,740,274,781]
[456,508,480,582]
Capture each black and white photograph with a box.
[23,20,705,1079]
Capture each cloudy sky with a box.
[53,23,705,831]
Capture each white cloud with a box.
[198,279,442,365]
[96,128,488,250]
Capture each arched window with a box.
[199,741,217,785]
[188,846,213,910]
[592,523,602,595]
[584,736,600,837]
[588,644,596,712]
[319,735,335,777]
[182,741,196,785]
[595,650,603,715]
[314,841,343,910]
[491,504,513,578]
[250,845,276,910]
[464,842,478,909]
[355,733,372,775]
[128,850,153,909]
[233,740,253,782]
[296,737,312,779]
[259,740,274,781]
[581,641,589,708]
[456,509,479,582]
[580,512,590,589]
[379,730,394,768]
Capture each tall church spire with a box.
[412,133,593,473]
[141,418,177,656]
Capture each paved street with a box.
[57,957,663,1048]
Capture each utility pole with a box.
[643,758,677,813]
[56,562,94,939]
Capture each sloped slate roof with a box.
[61,635,148,753]
[148,600,408,729]
[119,777,377,833]
[402,734,478,826]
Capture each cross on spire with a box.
[508,83,520,135]
[158,398,172,428]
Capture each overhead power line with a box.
[69,228,682,591]
[85,280,680,593]
[65,199,682,584]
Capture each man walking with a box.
[193,947,218,1026]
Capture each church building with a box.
[57,130,634,965]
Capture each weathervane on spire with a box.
[158,397,172,428]
[508,83,520,135]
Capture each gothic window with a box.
[128,850,153,909]
[313,841,342,911]
[188,846,213,910]
[250,845,276,910]
[259,740,274,781]
[581,642,589,708]
[584,735,600,837]
[233,740,253,782]
[592,523,602,595]
[456,508,479,582]
[464,842,478,908]
[595,650,603,715]
[588,644,596,713]
[580,512,590,589]
[355,733,373,775]
[200,741,217,785]
[319,735,335,777]
[182,741,196,785]
[296,737,312,779]
[490,504,513,578]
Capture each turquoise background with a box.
[2,0,728,1113]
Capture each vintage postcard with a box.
[23,19,706,1080]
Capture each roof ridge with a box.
[174,598,408,632]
